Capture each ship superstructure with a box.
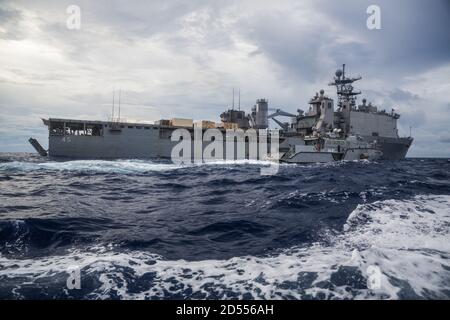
[273,65,412,161]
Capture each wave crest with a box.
[1,194,449,299]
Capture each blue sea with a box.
[0,153,449,299]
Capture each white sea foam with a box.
[0,158,374,175]
[1,194,449,299]
[0,160,181,174]
[0,159,293,174]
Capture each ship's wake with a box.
[0,158,378,175]
[0,159,182,174]
[1,194,449,299]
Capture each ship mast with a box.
[328,64,362,110]
[118,89,121,122]
[112,89,115,121]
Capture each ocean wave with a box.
[0,217,120,257]
[0,160,181,174]
[0,159,295,175]
[0,157,380,176]
[1,194,449,299]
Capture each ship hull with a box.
[361,136,413,160]
[44,119,413,160]
[48,134,412,160]
[47,125,270,160]
[48,132,174,159]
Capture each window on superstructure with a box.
[52,121,103,136]
[85,123,103,136]
[128,126,134,129]
[67,122,83,135]
[136,126,142,129]
[49,121,65,136]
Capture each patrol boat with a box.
[280,136,383,163]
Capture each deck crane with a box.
[267,108,297,131]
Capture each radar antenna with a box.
[328,64,362,109]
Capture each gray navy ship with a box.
[30,65,413,162]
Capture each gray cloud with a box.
[314,0,450,75]
[0,6,25,40]
[389,89,419,102]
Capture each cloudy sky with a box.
[0,0,449,157]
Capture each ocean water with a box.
[0,153,449,299]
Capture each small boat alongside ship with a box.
[280,135,383,163]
